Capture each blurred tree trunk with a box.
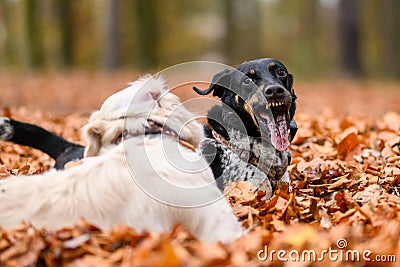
[9,0,30,69]
[302,0,318,41]
[338,0,363,77]
[0,0,13,66]
[57,0,73,67]
[102,0,120,70]
[224,0,235,64]
[224,0,261,65]
[379,0,399,78]
[25,0,44,68]
[304,1,318,50]
[136,0,159,70]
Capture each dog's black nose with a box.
[264,86,286,98]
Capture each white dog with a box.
[0,76,242,243]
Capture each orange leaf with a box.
[17,165,30,175]
[337,130,360,160]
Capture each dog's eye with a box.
[242,77,252,86]
[277,69,287,78]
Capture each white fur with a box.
[0,76,242,243]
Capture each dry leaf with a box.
[1,104,400,265]
[337,129,360,160]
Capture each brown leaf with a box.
[0,165,11,178]
[224,181,258,204]
[337,128,360,161]
[143,239,181,267]
[327,175,351,190]
[69,255,112,267]
[270,217,286,232]
[334,191,348,213]
[233,204,251,218]
[12,236,46,266]
[17,165,31,175]
[193,242,228,265]
[382,111,400,132]
[353,184,385,204]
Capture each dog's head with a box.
[193,58,296,152]
[82,75,204,157]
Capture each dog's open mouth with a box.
[257,101,291,152]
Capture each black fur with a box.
[0,117,84,169]
[193,58,297,196]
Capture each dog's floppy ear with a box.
[287,73,294,94]
[193,69,233,98]
[82,117,106,157]
[287,72,297,140]
[287,73,296,117]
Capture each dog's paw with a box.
[0,117,14,140]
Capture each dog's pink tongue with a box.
[261,113,290,152]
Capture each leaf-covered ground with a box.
[0,75,399,266]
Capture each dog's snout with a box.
[264,85,286,98]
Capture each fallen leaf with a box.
[337,129,360,161]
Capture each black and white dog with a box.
[193,58,297,198]
[0,58,297,198]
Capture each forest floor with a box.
[0,72,399,266]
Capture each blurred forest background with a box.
[0,0,399,116]
[0,0,399,79]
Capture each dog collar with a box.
[115,119,196,152]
